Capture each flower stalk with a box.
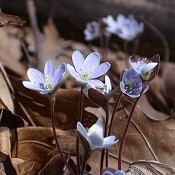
[49,93,75,175]
[117,86,145,170]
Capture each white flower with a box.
[129,57,158,80]
[103,14,144,41]
[116,14,144,41]
[102,15,121,35]
[67,50,111,86]
[77,122,118,150]
[84,21,100,41]
[23,60,66,94]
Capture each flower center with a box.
[44,74,54,90]
[81,72,90,80]
[124,83,131,92]
[143,71,151,80]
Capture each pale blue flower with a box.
[84,21,100,41]
[67,50,111,86]
[103,14,144,41]
[77,122,118,150]
[103,170,126,175]
[120,68,148,98]
[23,60,66,94]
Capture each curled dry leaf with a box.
[17,126,77,175]
[126,160,175,175]
[0,10,25,27]
[9,76,98,130]
[0,151,17,175]
[0,127,11,156]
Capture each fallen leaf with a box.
[0,10,25,27]
[126,160,175,175]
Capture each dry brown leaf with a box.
[126,160,175,175]
[0,127,11,156]
[0,10,25,27]
[17,126,77,175]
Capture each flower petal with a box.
[53,63,66,87]
[77,122,88,141]
[72,50,85,74]
[140,62,158,79]
[27,68,44,84]
[44,60,55,77]
[91,62,111,79]
[88,79,104,87]
[102,171,113,175]
[22,81,42,91]
[84,52,100,71]
[40,89,53,94]
[67,64,80,79]
[103,135,116,144]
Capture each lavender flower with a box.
[67,50,111,86]
[77,122,118,150]
[120,68,148,98]
[23,60,66,94]
[129,57,158,81]
[84,21,100,41]
[103,170,126,175]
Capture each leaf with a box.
[0,152,17,175]
[17,126,77,175]
[126,160,175,175]
[88,88,108,109]
[0,108,28,130]
[0,127,11,156]
[0,9,25,27]
[8,75,98,130]
[38,154,77,175]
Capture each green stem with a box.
[49,94,75,175]
[76,86,84,175]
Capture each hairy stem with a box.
[49,94,75,175]
[100,105,109,174]
[118,90,144,170]
[76,86,84,175]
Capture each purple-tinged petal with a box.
[22,81,42,91]
[102,171,113,175]
[67,64,80,79]
[72,50,85,74]
[27,68,44,84]
[83,83,96,97]
[114,170,126,175]
[77,122,88,141]
[92,62,111,79]
[84,52,100,71]
[76,78,88,84]
[53,63,66,87]
[44,60,55,77]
